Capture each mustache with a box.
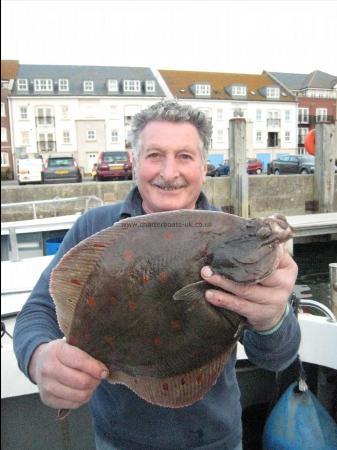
[151,178,188,190]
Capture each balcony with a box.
[35,116,55,127]
[308,115,334,124]
[37,141,56,152]
[267,118,281,128]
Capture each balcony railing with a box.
[37,141,56,152]
[35,116,55,126]
[267,118,281,127]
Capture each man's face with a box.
[134,121,207,213]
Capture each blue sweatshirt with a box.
[14,187,301,450]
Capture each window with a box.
[298,108,309,123]
[285,110,290,121]
[256,110,262,121]
[21,131,30,145]
[83,81,94,92]
[61,105,69,119]
[256,131,262,143]
[36,107,53,125]
[108,79,118,92]
[1,152,9,165]
[58,79,69,91]
[266,87,280,99]
[34,79,53,92]
[1,80,9,89]
[217,130,224,142]
[298,127,309,145]
[87,130,96,141]
[145,80,155,93]
[216,109,223,120]
[111,130,119,143]
[20,106,28,120]
[232,86,247,96]
[195,84,211,96]
[285,131,291,142]
[316,108,328,122]
[17,79,28,91]
[38,132,55,151]
[1,127,8,142]
[63,131,70,144]
[123,80,141,92]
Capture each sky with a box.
[1,0,337,75]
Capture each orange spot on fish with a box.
[128,301,137,311]
[70,279,81,286]
[162,383,169,391]
[154,336,161,346]
[196,374,203,384]
[123,249,135,261]
[170,320,182,331]
[143,274,150,284]
[158,272,167,283]
[104,335,114,345]
[163,231,173,240]
[87,296,96,307]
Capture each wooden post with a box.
[314,123,336,213]
[228,118,249,217]
[329,263,337,318]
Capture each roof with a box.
[1,60,19,80]
[12,64,166,97]
[270,70,337,90]
[159,69,295,102]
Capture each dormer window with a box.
[145,80,155,93]
[34,79,53,92]
[266,87,280,99]
[195,84,211,96]
[108,79,119,92]
[58,79,69,91]
[232,86,247,97]
[17,79,28,91]
[123,80,141,92]
[83,80,94,92]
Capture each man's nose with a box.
[160,157,179,179]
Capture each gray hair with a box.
[130,99,212,161]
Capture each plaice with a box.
[50,210,293,408]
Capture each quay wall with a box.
[1,174,337,222]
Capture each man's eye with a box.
[147,153,160,159]
[180,154,193,160]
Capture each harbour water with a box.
[294,241,337,308]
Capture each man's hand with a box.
[29,339,108,410]
[201,247,298,332]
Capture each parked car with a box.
[96,151,132,181]
[215,158,263,176]
[206,161,216,177]
[267,155,315,175]
[17,155,44,185]
[42,156,82,183]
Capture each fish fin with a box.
[50,225,129,337]
[107,345,236,408]
[173,281,211,303]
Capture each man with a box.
[14,100,300,450]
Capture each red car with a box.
[246,158,263,174]
[96,151,132,181]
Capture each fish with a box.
[50,210,293,409]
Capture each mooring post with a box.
[314,123,336,213]
[329,263,337,318]
[228,118,249,217]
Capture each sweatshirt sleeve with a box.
[241,305,301,371]
[13,214,87,381]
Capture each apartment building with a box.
[9,65,166,173]
[159,69,297,168]
[268,70,337,154]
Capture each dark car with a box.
[42,156,82,184]
[215,161,230,176]
[267,155,315,175]
[206,162,216,177]
[96,151,132,181]
[215,158,263,176]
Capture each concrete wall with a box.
[2,174,336,222]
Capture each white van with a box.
[17,156,43,185]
